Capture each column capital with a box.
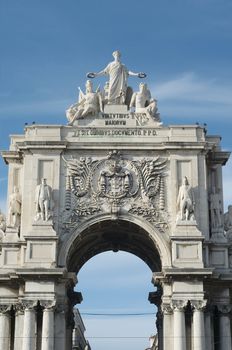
[14,303,25,315]
[40,300,56,310]
[191,300,207,311]
[0,304,11,314]
[218,304,232,315]
[22,300,37,310]
[162,303,173,315]
[171,300,188,311]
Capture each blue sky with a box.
[1,1,232,349]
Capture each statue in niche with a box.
[130,82,160,121]
[224,205,232,238]
[0,209,6,233]
[66,80,103,124]
[87,50,146,104]
[177,176,195,221]
[8,186,22,228]
[35,178,52,221]
[209,187,222,229]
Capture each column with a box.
[192,300,206,350]
[0,305,11,350]
[156,309,163,350]
[172,301,187,350]
[162,304,173,350]
[14,304,24,350]
[22,303,37,350]
[204,306,213,350]
[54,305,66,350]
[41,302,55,350]
[218,305,232,350]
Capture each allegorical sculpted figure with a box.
[35,178,52,221]
[8,186,22,228]
[209,187,222,229]
[177,176,195,221]
[0,209,6,233]
[130,83,151,111]
[224,205,232,234]
[130,83,160,121]
[66,80,103,124]
[87,50,146,104]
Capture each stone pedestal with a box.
[3,227,19,242]
[104,104,128,114]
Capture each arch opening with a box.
[66,219,162,274]
[76,251,158,350]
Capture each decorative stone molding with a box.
[171,300,188,311]
[14,303,25,315]
[162,303,173,315]
[22,300,38,310]
[40,300,56,310]
[0,304,11,314]
[217,304,232,315]
[63,150,168,233]
[191,300,207,311]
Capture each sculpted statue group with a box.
[66,51,160,124]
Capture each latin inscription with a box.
[72,128,157,137]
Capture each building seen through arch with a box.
[0,53,232,350]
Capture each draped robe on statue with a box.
[104,61,129,104]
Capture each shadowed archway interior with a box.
[67,220,162,273]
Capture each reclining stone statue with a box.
[66,80,103,124]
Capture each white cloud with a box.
[152,73,232,119]
[0,98,72,117]
[155,72,232,104]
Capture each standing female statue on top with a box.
[87,50,146,104]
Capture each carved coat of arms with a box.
[62,150,168,231]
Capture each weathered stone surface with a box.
[0,53,231,349]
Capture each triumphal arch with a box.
[0,52,232,350]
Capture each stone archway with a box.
[59,214,172,273]
[58,214,170,350]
